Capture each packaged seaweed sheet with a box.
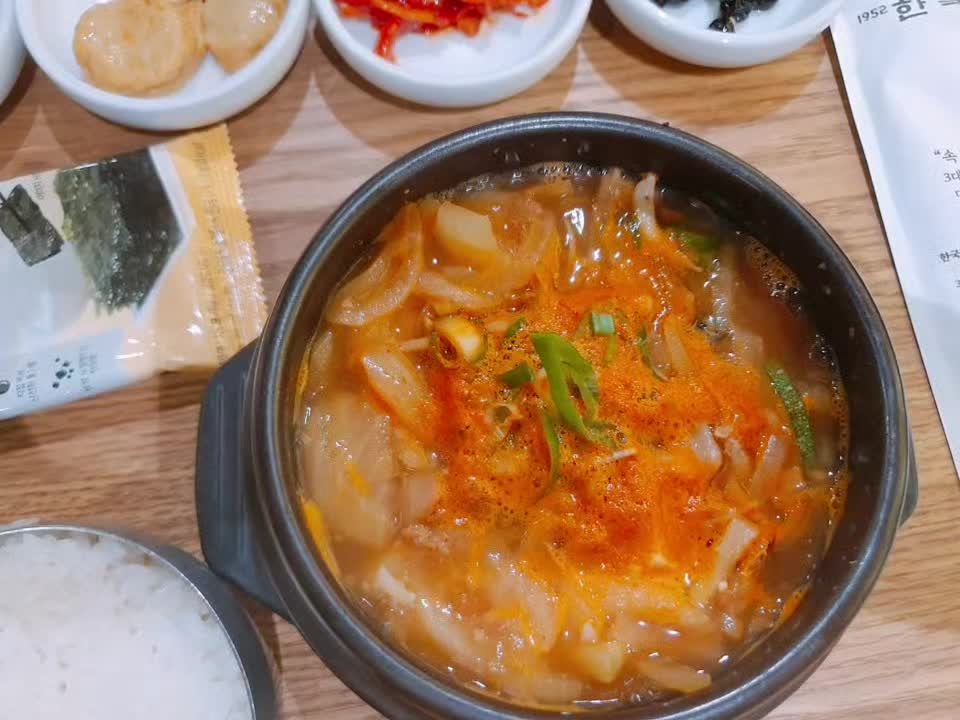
[0,125,265,420]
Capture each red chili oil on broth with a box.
[295,165,849,709]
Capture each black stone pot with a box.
[197,113,918,720]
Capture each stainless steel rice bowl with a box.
[0,524,277,720]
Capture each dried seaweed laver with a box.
[1,126,265,423]
[653,0,778,32]
[0,185,65,267]
[54,150,183,312]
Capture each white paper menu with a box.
[832,0,960,476]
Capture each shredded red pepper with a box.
[337,0,550,61]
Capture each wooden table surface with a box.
[2,8,959,719]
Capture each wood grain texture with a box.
[1,7,959,718]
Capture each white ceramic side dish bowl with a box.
[15,0,310,131]
[0,0,25,106]
[314,0,591,107]
[606,0,845,68]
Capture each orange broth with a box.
[296,166,849,709]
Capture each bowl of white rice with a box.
[0,524,277,720]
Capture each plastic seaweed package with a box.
[832,2,960,473]
[0,125,265,420]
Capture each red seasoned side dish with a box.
[337,0,550,60]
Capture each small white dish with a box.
[314,0,591,108]
[606,0,845,68]
[0,0,26,106]
[15,0,310,131]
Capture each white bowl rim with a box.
[314,0,591,92]
[1,0,15,34]
[0,0,26,105]
[15,0,310,113]
[610,0,845,48]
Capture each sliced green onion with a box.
[505,317,527,339]
[678,230,718,254]
[499,362,535,388]
[531,333,609,445]
[766,364,816,466]
[590,312,616,337]
[532,333,594,437]
[678,229,720,266]
[604,334,618,366]
[541,411,561,482]
[433,316,487,365]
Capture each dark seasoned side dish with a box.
[653,0,778,33]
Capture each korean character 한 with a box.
[891,0,928,20]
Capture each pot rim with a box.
[249,113,909,719]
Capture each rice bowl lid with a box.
[0,524,278,720]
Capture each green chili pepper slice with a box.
[505,317,527,339]
[604,334,618,366]
[541,411,561,482]
[499,362,535,388]
[767,364,816,466]
[677,229,719,266]
[532,333,608,444]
